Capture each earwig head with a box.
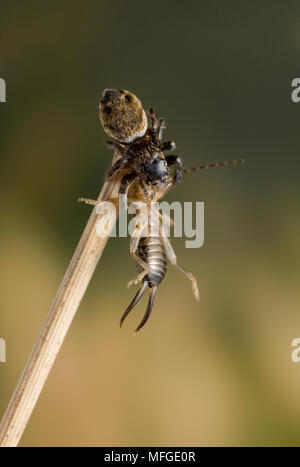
[99,89,148,143]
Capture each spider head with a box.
[142,156,169,186]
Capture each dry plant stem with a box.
[0,156,121,447]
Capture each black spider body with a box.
[119,140,170,187]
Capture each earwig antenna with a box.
[120,281,148,328]
[183,159,245,174]
[133,286,158,335]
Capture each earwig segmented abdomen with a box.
[136,237,168,287]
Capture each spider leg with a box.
[106,154,131,179]
[160,141,176,152]
[119,172,136,194]
[165,155,183,184]
[118,172,137,210]
[157,118,166,142]
[106,140,127,156]
[148,108,157,131]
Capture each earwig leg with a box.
[79,196,137,206]
[162,236,200,302]
[120,281,148,328]
[130,227,147,254]
[153,181,174,201]
[160,211,174,229]
[127,266,149,288]
[127,247,149,287]
[78,197,100,206]
[134,286,158,335]
[173,263,199,302]
[127,233,149,288]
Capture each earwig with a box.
[79,89,244,334]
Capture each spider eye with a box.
[125,94,132,103]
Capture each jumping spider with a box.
[99,88,183,200]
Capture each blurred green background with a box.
[1,0,300,447]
